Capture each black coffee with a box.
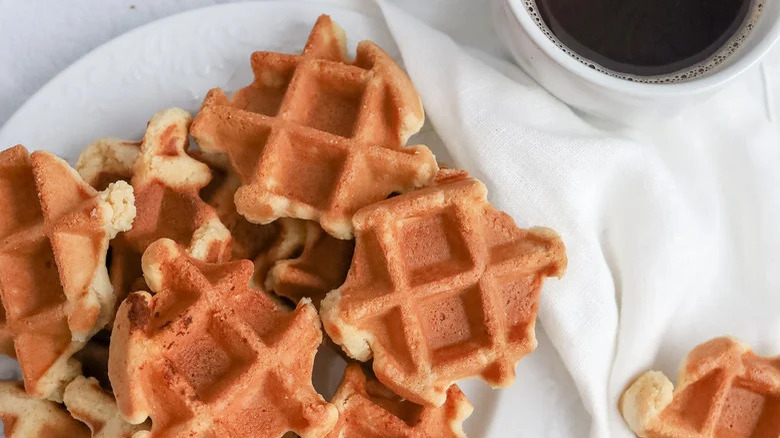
[531,0,759,79]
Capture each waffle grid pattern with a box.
[192,15,437,239]
[323,176,567,405]
[111,239,336,437]
[0,146,126,399]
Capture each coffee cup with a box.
[493,0,780,121]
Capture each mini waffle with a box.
[109,238,338,437]
[327,363,472,437]
[0,146,135,400]
[321,172,567,406]
[0,381,89,437]
[266,220,354,306]
[78,137,277,264]
[191,14,438,239]
[64,376,149,438]
[123,107,232,263]
[620,337,780,438]
[76,123,236,311]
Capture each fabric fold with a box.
[377,1,780,436]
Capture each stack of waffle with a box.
[0,15,572,437]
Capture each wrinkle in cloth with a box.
[377,1,780,436]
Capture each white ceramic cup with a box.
[493,0,780,121]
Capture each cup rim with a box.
[504,0,780,96]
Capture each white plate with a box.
[0,2,585,436]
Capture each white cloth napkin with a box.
[377,1,780,436]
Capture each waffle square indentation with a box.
[492,272,539,343]
[221,124,273,183]
[273,133,347,209]
[0,167,40,238]
[662,370,724,434]
[169,318,254,401]
[0,239,64,319]
[717,383,780,436]
[400,208,473,286]
[288,67,366,138]
[369,308,416,373]
[239,55,297,117]
[420,285,489,363]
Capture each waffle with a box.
[321,172,567,406]
[109,238,338,437]
[76,124,236,310]
[266,220,354,306]
[191,14,438,239]
[123,107,232,263]
[620,337,780,438]
[0,381,90,437]
[76,138,140,191]
[0,145,135,400]
[77,136,277,264]
[327,364,472,437]
[64,376,149,438]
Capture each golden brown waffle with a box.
[327,364,472,438]
[266,220,354,307]
[109,238,338,437]
[620,337,780,438]
[321,172,567,406]
[191,14,438,239]
[0,381,89,437]
[124,107,232,263]
[77,137,277,264]
[0,145,135,400]
[76,138,141,191]
[64,376,149,438]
